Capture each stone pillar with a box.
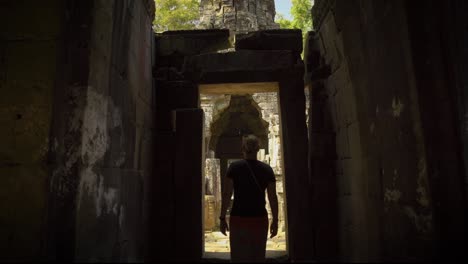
[173,109,204,261]
[278,69,314,261]
[150,80,199,261]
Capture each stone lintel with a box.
[155,29,231,56]
[160,29,230,36]
[235,29,303,53]
[184,50,295,74]
[199,82,279,94]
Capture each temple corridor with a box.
[1,0,468,262]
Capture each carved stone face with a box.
[199,0,279,34]
[236,14,258,33]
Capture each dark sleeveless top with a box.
[226,159,276,217]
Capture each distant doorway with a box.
[199,83,288,260]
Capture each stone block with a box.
[334,89,347,128]
[89,3,114,58]
[278,74,313,261]
[338,196,354,228]
[320,13,341,71]
[156,30,231,57]
[343,157,364,196]
[204,195,216,231]
[155,81,198,132]
[347,122,363,159]
[326,77,337,100]
[336,126,350,159]
[320,98,336,132]
[147,133,176,258]
[343,83,358,126]
[304,31,322,74]
[338,224,353,261]
[89,48,112,96]
[5,41,57,82]
[0,104,51,164]
[0,0,61,40]
[173,109,204,261]
[332,63,350,94]
[75,167,145,261]
[310,132,336,159]
[1,78,54,107]
[154,67,185,81]
[0,165,48,261]
[185,50,294,74]
[235,29,303,54]
[365,156,382,199]
[327,96,339,131]
[338,163,352,196]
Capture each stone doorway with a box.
[151,30,312,262]
[199,85,288,258]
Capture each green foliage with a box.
[290,0,313,32]
[275,0,313,58]
[153,0,200,32]
[276,0,313,33]
[276,13,293,29]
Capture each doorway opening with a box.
[199,82,288,260]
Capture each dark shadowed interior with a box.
[0,0,467,262]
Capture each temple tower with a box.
[199,0,280,35]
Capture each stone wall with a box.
[310,0,435,260]
[0,0,62,261]
[405,1,468,260]
[252,92,282,175]
[199,0,279,35]
[308,0,467,261]
[73,1,154,261]
[40,0,155,261]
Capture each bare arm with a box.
[267,181,279,238]
[220,177,233,218]
[219,177,233,236]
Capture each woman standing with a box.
[219,134,279,262]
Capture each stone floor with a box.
[203,231,287,261]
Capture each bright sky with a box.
[275,0,293,20]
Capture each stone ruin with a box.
[197,0,290,234]
[199,0,280,36]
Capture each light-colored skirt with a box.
[229,215,269,263]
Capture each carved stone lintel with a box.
[199,0,279,34]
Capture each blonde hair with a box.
[242,134,260,154]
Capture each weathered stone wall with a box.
[405,1,468,260]
[308,0,467,261]
[199,0,279,35]
[40,0,155,262]
[0,0,63,261]
[252,93,282,174]
[72,1,154,261]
